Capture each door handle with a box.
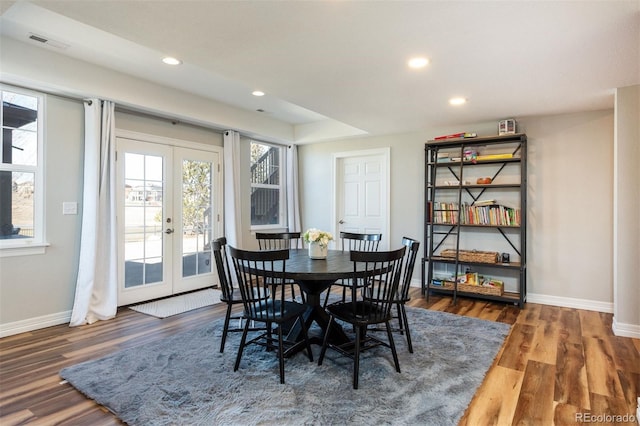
[339,220,345,224]
[165,228,174,234]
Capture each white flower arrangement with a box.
[303,228,334,248]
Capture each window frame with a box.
[249,140,286,231]
[0,84,47,257]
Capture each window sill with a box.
[0,243,50,258]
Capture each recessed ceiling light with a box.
[449,97,467,106]
[408,57,429,69]
[252,90,265,97]
[162,57,182,65]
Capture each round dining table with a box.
[279,248,357,351]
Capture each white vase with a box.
[308,241,328,259]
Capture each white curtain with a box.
[69,99,117,326]
[286,144,302,233]
[223,130,242,247]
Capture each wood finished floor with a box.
[1,288,638,425]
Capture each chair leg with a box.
[276,324,286,384]
[353,325,362,389]
[385,321,401,373]
[318,316,333,365]
[291,283,305,303]
[266,320,274,351]
[289,284,297,302]
[234,319,251,372]
[322,287,331,308]
[396,303,404,335]
[400,304,413,353]
[299,314,314,362]
[220,303,233,353]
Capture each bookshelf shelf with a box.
[422,133,527,307]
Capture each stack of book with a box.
[430,201,520,226]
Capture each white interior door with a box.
[334,148,390,249]
[116,137,222,306]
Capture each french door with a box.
[116,137,222,306]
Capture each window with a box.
[0,85,45,254]
[250,141,285,228]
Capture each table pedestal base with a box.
[284,279,350,357]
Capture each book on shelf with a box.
[432,201,520,226]
[433,132,477,140]
[474,199,496,206]
[443,180,470,186]
[476,153,514,161]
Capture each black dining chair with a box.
[256,231,304,302]
[323,231,382,307]
[229,246,313,384]
[212,237,266,353]
[370,237,420,353]
[318,246,406,389]
[255,231,303,250]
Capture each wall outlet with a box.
[62,202,78,215]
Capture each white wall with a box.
[613,84,640,337]
[520,111,614,307]
[298,111,616,309]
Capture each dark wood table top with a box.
[282,249,354,281]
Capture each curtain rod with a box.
[3,81,225,134]
[2,81,89,103]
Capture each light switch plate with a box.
[62,202,78,215]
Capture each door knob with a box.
[165,228,174,234]
[339,220,345,224]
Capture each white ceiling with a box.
[1,1,639,142]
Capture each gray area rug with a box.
[60,307,511,426]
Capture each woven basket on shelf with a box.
[440,249,499,264]
[433,281,504,296]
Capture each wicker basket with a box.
[432,280,504,296]
[440,249,499,264]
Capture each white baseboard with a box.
[527,293,613,313]
[612,317,640,339]
[415,283,615,314]
[0,310,71,338]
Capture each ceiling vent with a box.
[28,33,69,50]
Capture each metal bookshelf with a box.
[421,133,527,307]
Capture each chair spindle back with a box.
[340,231,382,252]
[229,247,289,322]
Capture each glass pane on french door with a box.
[180,158,213,278]
[172,147,220,294]
[117,138,173,306]
[123,152,165,288]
